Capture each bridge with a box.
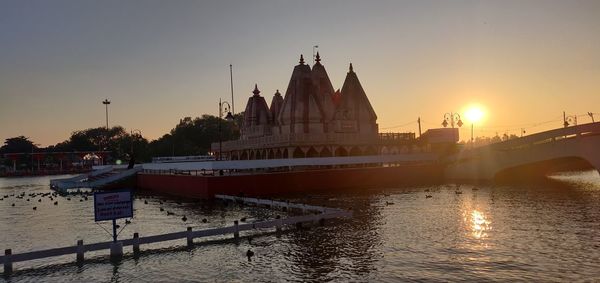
[445,122,600,181]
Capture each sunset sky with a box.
[1,0,599,146]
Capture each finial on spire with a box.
[349,63,354,73]
[275,89,280,95]
[253,83,260,96]
[315,52,321,63]
[299,54,305,65]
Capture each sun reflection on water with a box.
[469,210,491,239]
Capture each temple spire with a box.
[349,63,354,73]
[299,54,305,65]
[315,52,321,64]
[253,83,260,96]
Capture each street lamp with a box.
[102,99,111,165]
[442,112,463,128]
[102,99,111,130]
[218,99,234,161]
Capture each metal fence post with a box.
[110,242,123,262]
[76,240,84,263]
[187,227,193,247]
[133,233,140,254]
[276,216,283,233]
[4,249,12,275]
[234,221,239,239]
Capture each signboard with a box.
[94,190,133,222]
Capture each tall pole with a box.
[218,98,222,161]
[471,123,474,144]
[103,99,110,130]
[417,117,422,137]
[230,64,235,115]
[102,99,111,165]
[112,219,117,242]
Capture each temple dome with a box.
[332,63,378,134]
[269,89,283,124]
[277,54,327,134]
[311,52,336,124]
[242,84,272,138]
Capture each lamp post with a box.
[230,64,235,115]
[442,112,463,146]
[218,99,234,161]
[441,112,463,128]
[102,99,111,130]
[102,99,111,165]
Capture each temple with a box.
[212,53,427,160]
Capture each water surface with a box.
[1,171,599,282]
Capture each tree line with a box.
[1,113,241,168]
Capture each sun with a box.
[464,105,485,123]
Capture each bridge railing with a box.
[490,122,600,151]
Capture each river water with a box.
[1,171,599,282]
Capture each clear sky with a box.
[1,0,599,146]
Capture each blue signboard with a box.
[94,190,133,222]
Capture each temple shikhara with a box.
[212,53,431,160]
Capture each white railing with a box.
[141,153,438,171]
[212,132,379,152]
[1,195,351,275]
[489,122,600,151]
[152,156,215,163]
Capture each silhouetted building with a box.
[212,54,425,160]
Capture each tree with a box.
[0,136,38,154]
[0,136,39,169]
[2,112,243,168]
[49,126,150,162]
[147,113,241,157]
